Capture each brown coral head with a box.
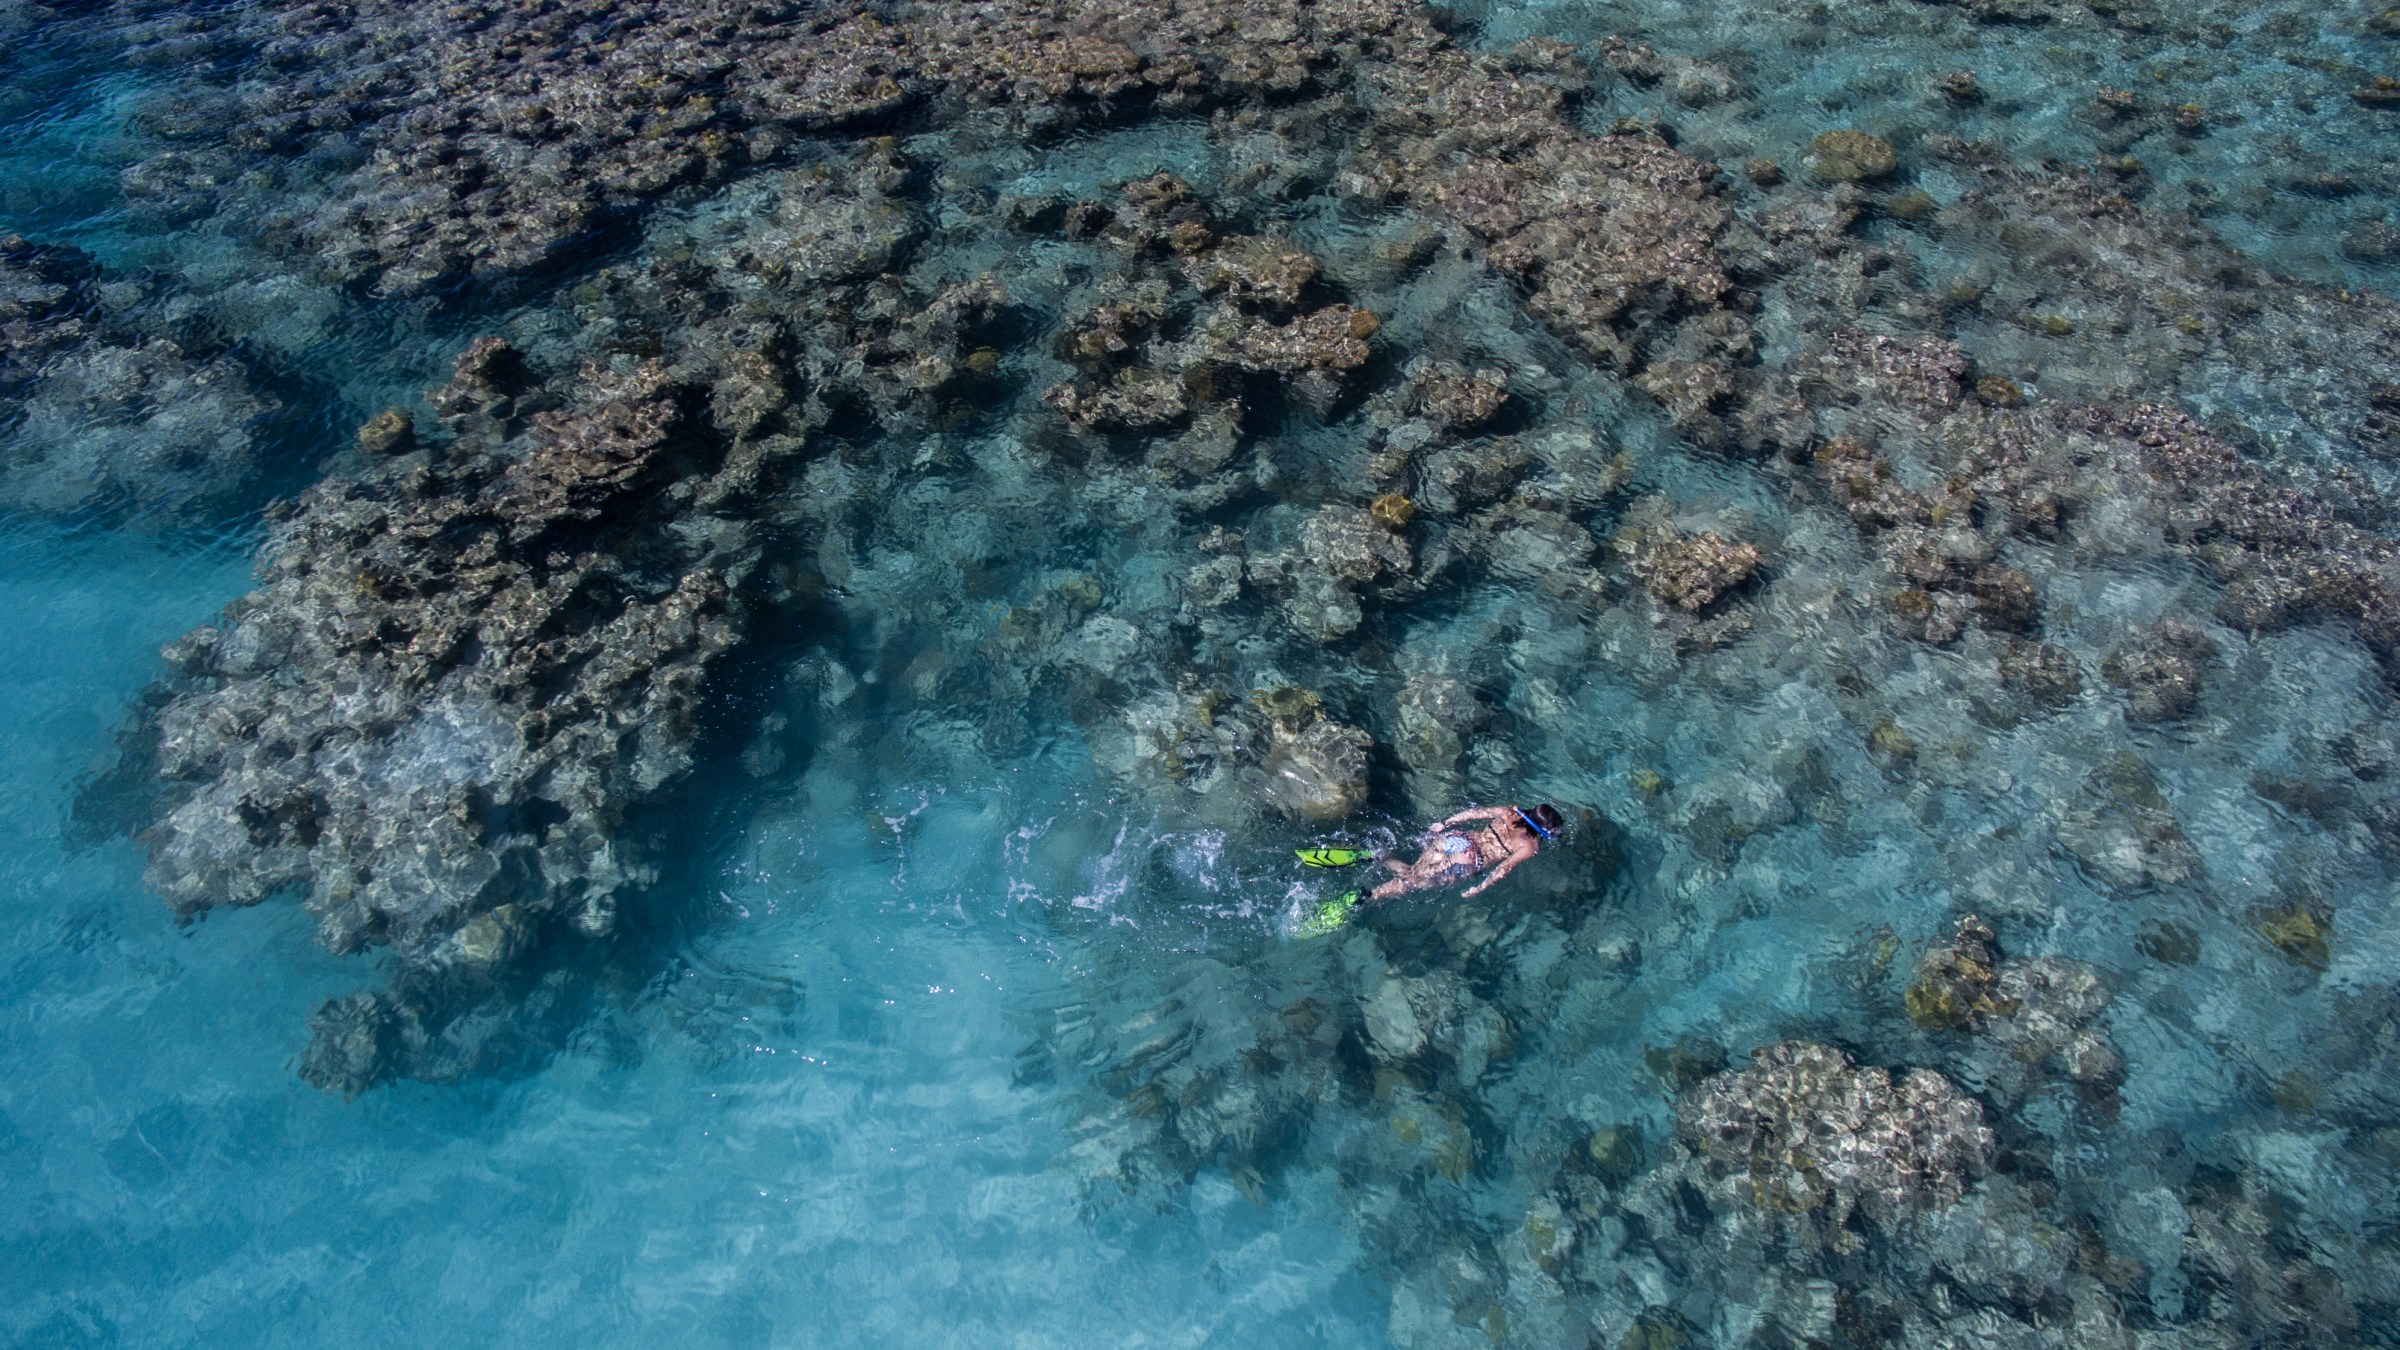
[1249,684,1323,731]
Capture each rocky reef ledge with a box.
[0,233,282,521]
[126,344,765,1089]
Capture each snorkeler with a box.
[1295,803,1563,936]
[1371,803,1562,901]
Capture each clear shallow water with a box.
[4,2,2400,1346]
[1,574,1383,1345]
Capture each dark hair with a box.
[1530,804,1564,834]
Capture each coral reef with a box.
[0,233,279,519]
[1393,663,1485,808]
[1041,174,1380,436]
[1907,915,2121,1097]
[1109,684,1372,825]
[138,349,759,1089]
[1675,1041,1993,1238]
[1803,129,1899,184]
[2103,617,2216,723]
[1625,526,1759,614]
[99,152,1020,1088]
[49,0,2400,1339]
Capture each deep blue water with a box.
[5,3,2400,1346]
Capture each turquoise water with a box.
[6,2,2400,1346]
[1,529,1379,1345]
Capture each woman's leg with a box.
[1370,848,1438,900]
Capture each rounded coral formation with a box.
[1804,129,1899,183]
[1677,1040,1993,1232]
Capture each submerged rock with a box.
[1908,916,2121,1092]
[2253,902,2335,971]
[2103,617,2216,723]
[1181,234,1319,310]
[2102,405,2400,674]
[1407,365,1510,432]
[1906,915,2005,1032]
[1394,665,1484,801]
[1247,503,1412,641]
[1995,638,2084,711]
[1804,129,1900,183]
[1110,683,1369,825]
[77,126,1070,1092]
[1362,976,1429,1060]
[1626,526,1761,613]
[1046,177,1377,436]
[5,339,276,517]
[1677,1040,1993,1235]
[0,232,103,370]
[1302,503,1413,586]
[2056,753,2203,891]
[1259,713,1372,824]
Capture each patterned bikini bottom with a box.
[1431,832,1484,885]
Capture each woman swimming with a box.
[1368,803,1563,902]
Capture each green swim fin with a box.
[1297,847,1374,868]
[1296,889,1362,939]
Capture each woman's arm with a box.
[1435,805,1508,830]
